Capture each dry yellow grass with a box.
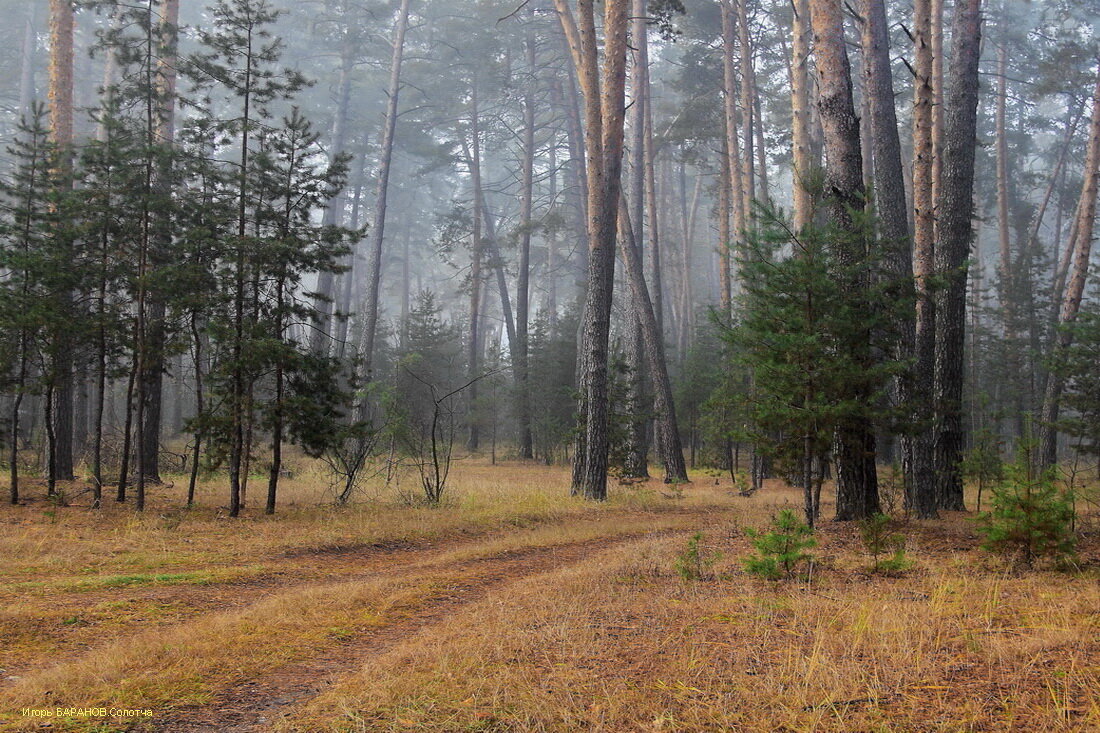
[284,532,1099,732]
[1,461,1097,732]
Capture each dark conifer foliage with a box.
[0,0,1095,516]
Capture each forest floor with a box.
[0,459,1098,732]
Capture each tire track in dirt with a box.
[147,527,694,733]
[1,506,719,684]
[6,506,709,612]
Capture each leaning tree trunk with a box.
[618,198,688,483]
[809,0,880,521]
[555,0,630,500]
[932,0,983,511]
[358,0,411,410]
[1037,63,1100,468]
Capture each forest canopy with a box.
[0,0,1097,522]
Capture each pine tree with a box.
[185,0,308,516]
[1049,301,1100,468]
[85,0,182,510]
[0,107,74,503]
[77,98,146,505]
[977,444,1076,569]
[727,203,905,527]
[250,108,353,514]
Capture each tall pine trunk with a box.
[555,0,630,500]
[140,0,181,488]
[358,0,410,410]
[466,82,484,453]
[721,0,748,288]
[515,18,537,460]
[311,17,357,355]
[47,0,75,484]
[861,0,919,515]
[622,0,650,480]
[618,199,688,483]
[790,0,814,231]
[932,0,983,511]
[909,0,938,518]
[717,146,732,314]
[809,0,880,520]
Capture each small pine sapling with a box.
[674,532,722,580]
[743,509,817,580]
[976,447,1076,569]
[961,428,1004,512]
[858,513,913,575]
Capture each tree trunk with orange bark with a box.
[554,0,630,500]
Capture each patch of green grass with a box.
[15,571,219,594]
[12,563,273,596]
[83,572,210,589]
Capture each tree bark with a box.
[736,0,755,213]
[618,198,689,483]
[721,0,748,290]
[555,0,630,500]
[622,0,650,480]
[641,47,662,338]
[718,144,732,314]
[930,0,945,208]
[909,0,938,518]
[48,0,75,483]
[932,0,983,511]
[809,0,880,520]
[861,0,922,518]
[790,0,814,231]
[995,42,1012,335]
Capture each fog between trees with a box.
[1,0,1098,519]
